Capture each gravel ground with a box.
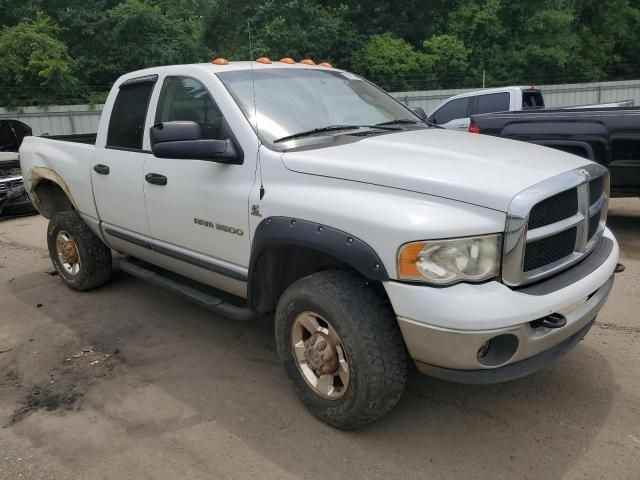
[0,198,639,480]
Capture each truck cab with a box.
[427,86,544,130]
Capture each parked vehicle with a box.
[0,119,36,216]
[427,86,545,130]
[469,107,640,198]
[20,61,619,428]
[427,85,633,131]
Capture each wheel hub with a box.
[61,240,79,264]
[304,332,339,375]
[55,230,81,276]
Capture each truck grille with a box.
[502,164,609,286]
[0,177,23,197]
[523,227,577,272]
[527,188,578,229]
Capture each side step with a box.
[118,259,261,321]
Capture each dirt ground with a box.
[0,199,639,480]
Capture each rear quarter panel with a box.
[19,136,99,219]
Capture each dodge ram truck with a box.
[19,59,619,429]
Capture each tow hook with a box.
[530,313,567,329]
[615,263,625,273]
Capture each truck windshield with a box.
[217,68,420,147]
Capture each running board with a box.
[118,259,261,321]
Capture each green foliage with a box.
[353,34,432,91]
[2,0,640,106]
[0,13,78,107]
[422,34,471,88]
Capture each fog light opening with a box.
[477,334,519,367]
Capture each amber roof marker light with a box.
[256,57,272,64]
[280,57,296,64]
[300,59,316,65]
[319,62,333,68]
[212,58,229,65]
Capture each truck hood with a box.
[281,129,591,212]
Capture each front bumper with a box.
[384,228,618,383]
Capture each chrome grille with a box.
[502,164,609,287]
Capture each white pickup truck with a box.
[20,60,619,429]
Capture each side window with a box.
[433,98,470,124]
[107,80,156,149]
[476,93,510,115]
[155,77,224,140]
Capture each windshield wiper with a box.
[375,119,419,126]
[377,118,443,129]
[273,124,401,143]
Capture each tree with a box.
[90,0,208,84]
[352,34,432,91]
[422,34,471,88]
[203,0,360,68]
[0,13,79,107]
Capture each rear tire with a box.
[47,210,112,291]
[275,270,407,429]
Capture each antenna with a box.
[247,21,265,200]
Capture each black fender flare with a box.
[248,217,389,305]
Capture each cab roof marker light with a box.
[256,57,272,64]
[319,62,333,68]
[300,59,316,65]
[212,58,229,65]
[280,57,296,64]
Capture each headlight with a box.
[398,234,502,285]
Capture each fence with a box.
[1,79,639,136]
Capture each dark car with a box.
[0,119,36,216]
[469,107,640,198]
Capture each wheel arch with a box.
[27,167,76,218]
[248,217,390,313]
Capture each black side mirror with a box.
[150,121,242,164]
[412,107,427,121]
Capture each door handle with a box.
[145,173,167,186]
[93,164,110,175]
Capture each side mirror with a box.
[412,107,427,121]
[150,121,242,164]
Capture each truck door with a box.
[430,97,471,130]
[142,75,257,297]
[92,75,158,263]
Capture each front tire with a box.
[275,270,407,429]
[47,210,112,291]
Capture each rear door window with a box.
[522,90,545,109]
[475,93,510,115]
[107,78,156,150]
[433,98,470,124]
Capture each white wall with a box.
[391,79,640,113]
[0,104,103,136]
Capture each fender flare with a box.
[248,216,389,289]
